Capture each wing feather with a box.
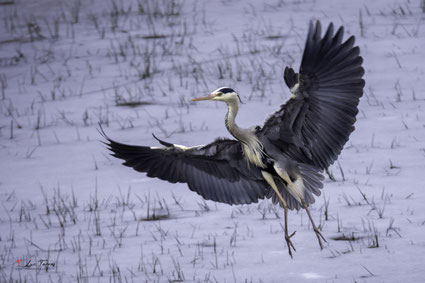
[260,21,364,170]
[100,127,269,205]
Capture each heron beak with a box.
[191,94,214,102]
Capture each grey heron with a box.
[100,21,364,257]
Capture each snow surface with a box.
[1,0,425,282]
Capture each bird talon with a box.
[285,230,297,257]
[313,227,327,242]
[312,229,326,250]
[286,230,296,239]
[285,238,296,258]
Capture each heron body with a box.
[101,21,365,257]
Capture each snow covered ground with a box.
[1,0,425,282]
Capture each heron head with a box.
[192,87,242,104]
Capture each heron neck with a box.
[224,100,266,168]
[225,101,245,141]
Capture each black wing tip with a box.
[152,133,173,147]
[314,21,322,38]
[308,21,350,44]
[310,21,339,37]
[97,122,115,149]
[344,35,356,47]
[97,122,108,140]
[96,123,121,159]
[284,67,298,89]
[97,123,139,156]
[309,20,321,29]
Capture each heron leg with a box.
[262,171,296,258]
[274,168,327,250]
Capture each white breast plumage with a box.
[241,135,266,168]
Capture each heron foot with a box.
[301,200,327,250]
[285,230,297,258]
[313,226,327,250]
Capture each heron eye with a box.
[216,93,223,96]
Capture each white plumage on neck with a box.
[224,97,266,168]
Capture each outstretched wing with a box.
[100,126,269,205]
[259,21,364,169]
